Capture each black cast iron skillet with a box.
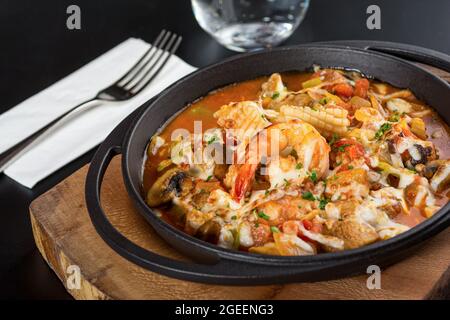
[86,41,450,285]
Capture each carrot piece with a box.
[354,79,370,98]
[332,83,354,98]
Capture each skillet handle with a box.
[323,40,450,74]
[85,107,317,285]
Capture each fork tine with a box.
[124,32,176,91]
[128,34,182,94]
[116,29,167,86]
[120,31,172,89]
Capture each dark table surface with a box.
[1,0,450,299]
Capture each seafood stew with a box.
[143,67,450,256]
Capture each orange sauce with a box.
[143,71,450,230]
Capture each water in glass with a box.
[191,0,310,52]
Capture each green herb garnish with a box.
[206,175,212,181]
[272,92,280,99]
[319,198,329,210]
[302,191,316,201]
[309,170,318,183]
[329,133,339,146]
[336,144,351,152]
[270,226,280,233]
[375,123,392,140]
[258,211,270,220]
[295,163,303,170]
[389,112,400,122]
[207,136,218,145]
[319,97,329,105]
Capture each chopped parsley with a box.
[309,170,318,183]
[329,133,339,146]
[272,92,280,99]
[270,226,280,233]
[206,175,212,181]
[207,136,218,145]
[389,112,400,122]
[375,123,392,140]
[295,163,303,170]
[265,189,270,196]
[336,144,351,152]
[258,211,270,220]
[231,215,237,220]
[319,97,329,105]
[319,198,329,210]
[302,191,316,201]
[348,165,354,170]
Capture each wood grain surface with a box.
[29,156,450,300]
[29,65,450,300]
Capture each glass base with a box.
[212,22,295,52]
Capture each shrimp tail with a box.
[232,163,258,202]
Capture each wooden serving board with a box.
[30,65,450,300]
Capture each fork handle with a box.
[0,97,98,174]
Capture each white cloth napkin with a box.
[0,38,197,188]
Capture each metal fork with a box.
[0,30,182,174]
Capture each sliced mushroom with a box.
[146,168,192,207]
[420,160,446,179]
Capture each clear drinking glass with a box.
[191,0,310,52]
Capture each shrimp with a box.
[230,120,330,201]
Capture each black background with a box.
[0,0,449,299]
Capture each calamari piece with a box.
[148,135,165,156]
[273,232,316,256]
[298,222,344,250]
[214,101,271,144]
[386,98,413,114]
[260,73,289,108]
[202,189,241,213]
[280,105,350,136]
